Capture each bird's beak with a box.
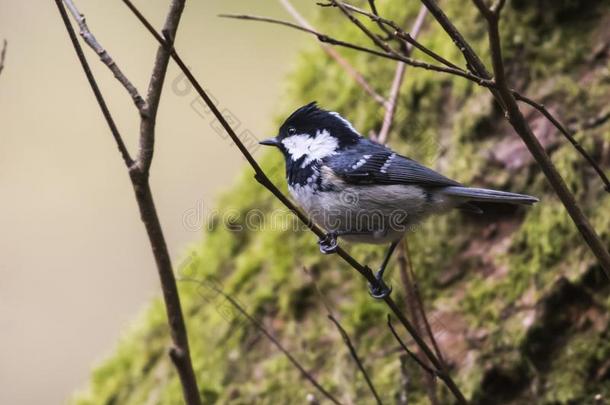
[259,137,280,147]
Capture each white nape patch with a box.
[380,153,396,174]
[281,129,339,168]
[329,111,361,136]
[351,154,371,169]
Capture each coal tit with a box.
[260,102,538,298]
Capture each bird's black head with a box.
[260,102,361,165]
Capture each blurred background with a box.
[0,1,310,403]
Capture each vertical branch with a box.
[376,6,428,144]
[397,241,439,405]
[54,1,201,404]
[137,0,186,173]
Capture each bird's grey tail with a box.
[443,186,539,205]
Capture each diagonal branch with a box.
[331,0,394,54]
[55,2,133,167]
[305,267,383,405]
[279,0,386,106]
[328,314,384,405]
[209,285,342,405]
[387,315,438,378]
[137,0,186,174]
[513,92,610,192]
[122,2,467,403]
[62,0,146,112]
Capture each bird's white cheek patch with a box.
[282,129,339,167]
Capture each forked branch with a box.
[62,0,146,112]
[54,1,201,404]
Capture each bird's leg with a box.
[318,231,339,254]
[318,230,372,254]
[369,240,399,299]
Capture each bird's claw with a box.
[368,272,392,299]
[318,232,338,254]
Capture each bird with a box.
[260,102,538,298]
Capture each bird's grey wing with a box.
[325,143,460,187]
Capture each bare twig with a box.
[328,315,384,405]
[320,1,463,71]
[514,92,610,192]
[54,2,202,404]
[366,0,394,39]
[331,0,394,54]
[62,0,146,112]
[402,240,445,367]
[55,2,133,167]
[0,39,6,76]
[397,241,440,405]
[219,14,494,89]
[210,286,342,405]
[304,268,383,405]
[279,0,386,106]
[123,3,467,403]
[387,315,438,378]
[376,6,428,144]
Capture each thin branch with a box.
[402,240,445,367]
[514,92,610,192]
[137,0,186,174]
[366,0,394,38]
[219,14,494,88]
[304,267,383,405]
[279,0,386,106]
[62,0,146,112]
[210,286,342,405]
[0,39,6,76]
[320,1,463,71]
[54,1,133,167]
[397,241,439,405]
[328,315,384,405]
[376,6,427,144]
[123,3,467,403]
[54,2,202,404]
[331,0,394,54]
[387,315,438,378]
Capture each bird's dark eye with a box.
[287,127,296,135]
